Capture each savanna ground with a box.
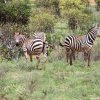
[0,46,100,100]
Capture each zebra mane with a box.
[87,26,95,33]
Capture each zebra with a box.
[14,32,48,68]
[59,25,100,66]
[32,32,46,42]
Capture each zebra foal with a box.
[60,25,100,66]
[14,32,48,68]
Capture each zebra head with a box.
[94,24,100,37]
[96,25,100,37]
[88,24,100,38]
[14,32,25,47]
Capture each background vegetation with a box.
[0,0,100,100]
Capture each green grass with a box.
[0,58,100,100]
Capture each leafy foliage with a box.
[0,0,31,24]
[30,12,56,33]
[61,0,93,31]
[34,0,61,16]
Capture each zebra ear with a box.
[92,23,98,26]
[95,23,99,28]
[97,23,100,27]
[92,23,95,27]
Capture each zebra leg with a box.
[84,52,87,61]
[76,52,78,60]
[66,49,69,62]
[87,51,91,67]
[24,52,29,61]
[72,50,76,60]
[36,56,40,69]
[43,41,48,63]
[29,54,32,62]
[69,49,73,65]
[44,54,48,63]
[67,49,75,63]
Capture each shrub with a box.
[61,0,93,31]
[34,0,61,16]
[0,0,31,24]
[30,12,56,33]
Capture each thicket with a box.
[0,0,31,24]
[61,0,94,31]
[34,0,61,16]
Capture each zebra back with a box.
[33,32,46,42]
[60,25,100,51]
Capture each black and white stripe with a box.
[60,26,100,50]
[22,38,44,55]
[32,32,48,56]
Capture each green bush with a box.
[30,12,56,33]
[61,0,93,31]
[34,0,61,16]
[0,0,31,24]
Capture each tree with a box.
[61,0,93,31]
[0,0,31,24]
[30,12,55,33]
[34,0,61,16]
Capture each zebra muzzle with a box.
[16,43,20,46]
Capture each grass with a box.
[0,57,100,100]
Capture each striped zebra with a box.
[32,32,49,58]
[60,25,100,66]
[14,32,48,68]
[33,32,53,49]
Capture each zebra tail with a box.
[43,42,54,49]
[48,44,54,49]
[59,42,65,47]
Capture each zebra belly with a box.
[72,45,91,52]
[31,48,43,55]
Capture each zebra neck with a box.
[85,30,97,46]
[20,37,27,46]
